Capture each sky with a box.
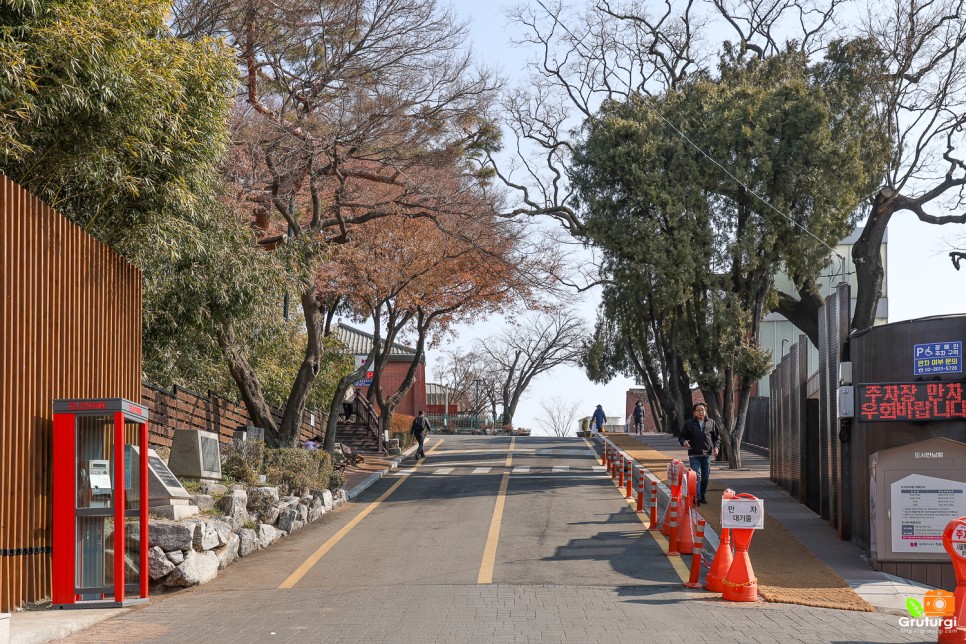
[422,1,966,434]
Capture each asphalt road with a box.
[61,435,927,643]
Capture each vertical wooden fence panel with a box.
[0,176,142,612]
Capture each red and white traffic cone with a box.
[684,518,706,588]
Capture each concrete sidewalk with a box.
[624,432,933,615]
[5,443,418,644]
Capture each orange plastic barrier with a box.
[661,460,685,537]
[684,518,706,588]
[675,470,697,555]
[705,488,735,593]
[721,492,759,602]
[940,516,966,644]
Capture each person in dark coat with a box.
[678,402,721,505]
[591,405,606,432]
[632,401,644,434]
[410,410,432,459]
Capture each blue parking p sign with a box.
[914,341,962,375]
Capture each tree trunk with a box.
[277,286,324,447]
[727,383,753,469]
[851,192,892,333]
[774,279,823,347]
[219,326,281,446]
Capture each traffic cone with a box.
[721,493,759,602]
[705,488,736,593]
[684,519,706,588]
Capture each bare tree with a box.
[477,309,587,427]
[535,396,582,437]
[849,0,966,331]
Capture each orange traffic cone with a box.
[721,493,759,602]
[675,470,697,555]
[705,488,735,593]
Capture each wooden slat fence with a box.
[142,383,325,448]
[0,176,142,612]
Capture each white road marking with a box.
[592,466,607,472]
[394,469,416,476]
[432,468,455,475]
[472,467,492,474]
[552,465,570,472]
[512,466,530,473]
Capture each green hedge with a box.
[264,448,333,495]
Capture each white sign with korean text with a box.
[890,473,966,554]
[721,499,765,529]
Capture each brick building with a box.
[335,323,427,417]
[624,387,706,433]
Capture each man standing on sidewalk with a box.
[678,402,720,505]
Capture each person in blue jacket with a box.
[591,405,606,432]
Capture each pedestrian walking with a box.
[678,402,720,505]
[411,410,432,459]
[342,385,356,420]
[632,400,644,434]
[591,404,606,433]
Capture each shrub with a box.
[328,470,347,491]
[263,448,332,495]
[391,413,416,449]
[221,439,265,486]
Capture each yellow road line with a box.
[477,472,510,584]
[476,437,515,584]
[581,437,689,582]
[278,438,444,589]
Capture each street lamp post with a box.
[473,378,482,431]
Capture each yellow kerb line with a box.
[581,437,689,583]
[477,436,515,584]
[278,438,444,589]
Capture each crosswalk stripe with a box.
[592,466,607,472]
[512,466,530,473]
[432,467,455,475]
[552,465,569,472]
[472,467,492,474]
[395,469,416,476]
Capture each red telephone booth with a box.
[52,398,150,608]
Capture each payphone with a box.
[52,398,150,608]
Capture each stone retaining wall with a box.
[138,484,347,587]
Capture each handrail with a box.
[353,395,383,451]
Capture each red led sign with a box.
[857,382,965,422]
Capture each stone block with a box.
[164,550,219,587]
[218,489,249,531]
[336,489,348,504]
[191,519,224,551]
[308,497,324,522]
[297,503,308,523]
[322,489,334,511]
[257,524,281,548]
[214,532,240,570]
[237,528,259,557]
[129,520,194,552]
[148,546,175,580]
[200,482,229,497]
[190,494,215,513]
[277,508,301,533]
[247,486,280,515]
[151,503,200,520]
[166,550,185,565]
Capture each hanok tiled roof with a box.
[335,322,417,358]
